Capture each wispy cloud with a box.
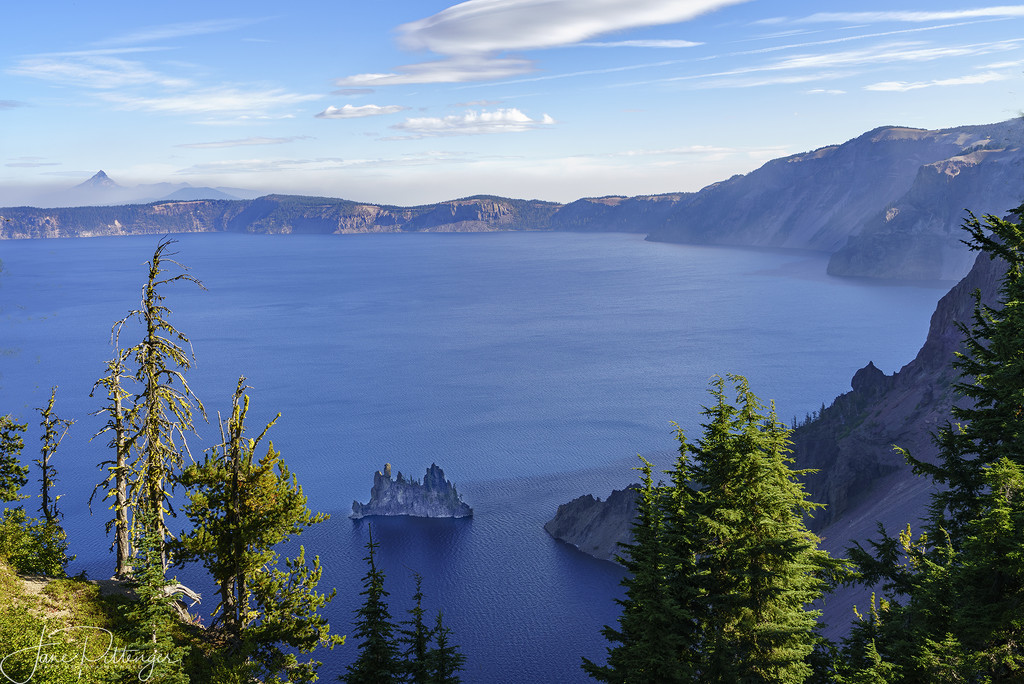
[805,88,847,95]
[9,55,191,89]
[397,0,750,54]
[386,108,555,139]
[864,70,1011,91]
[99,88,322,114]
[315,104,409,119]
[176,136,312,149]
[332,88,376,96]
[95,18,267,46]
[796,7,1024,23]
[578,39,703,48]
[0,100,27,109]
[5,161,62,168]
[335,56,534,87]
[334,0,746,86]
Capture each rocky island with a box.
[351,463,473,519]
[544,486,638,562]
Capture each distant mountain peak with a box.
[76,170,120,189]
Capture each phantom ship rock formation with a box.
[351,463,473,519]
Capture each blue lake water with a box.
[0,232,947,682]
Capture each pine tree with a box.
[846,204,1024,681]
[343,524,403,683]
[585,376,833,682]
[176,377,341,683]
[688,375,832,683]
[90,347,137,578]
[426,611,466,684]
[122,501,191,684]
[36,386,73,524]
[398,573,432,684]
[906,203,1024,545]
[0,416,27,503]
[118,238,206,566]
[582,457,696,682]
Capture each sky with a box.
[1,0,1023,206]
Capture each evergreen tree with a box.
[585,376,833,683]
[426,611,465,684]
[398,573,432,684]
[582,457,696,682]
[846,204,1024,681]
[343,524,403,683]
[122,501,191,684]
[0,416,27,504]
[688,375,832,683]
[176,377,341,683]
[117,238,206,566]
[90,347,137,578]
[36,386,73,524]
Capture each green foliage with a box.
[121,503,191,684]
[846,203,1024,681]
[0,508,72,576]
[176,377,341,684]
[343,525,403,683]
[398,573,432,684]
[426,612,466,684]
[586,375,835,683]
[0,415,28,503]
[35,386,73,524]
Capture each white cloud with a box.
[99,88,322,114]
[9,55,191,89]
[315,104,410,119]
[397,0,751,54]
[805,88,847,95]
[387,108,555,138]
[96,18,266,46]
[797,7,1024,23]
[578,39,703,48]
[865,71,1012,91]
[176,136,312,149]
[335,56,534,86]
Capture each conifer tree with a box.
[585,376,833,683]
[118,238,206,565]
[426,611,466,684]
[398,573,432,684]
[343,524,402,684]
[36,386,73,524]
[846,204,1024,681]
[90,348,137,578]
[176,377,341,683]
[688,375,832,683]
[582,457,696,682]
[0,416,27,504]
[122,501,191,684]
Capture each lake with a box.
[0,231,946,682]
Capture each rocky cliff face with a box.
[0,195,562,239]
[544,487,638,561]
[791,247,1003,530]
[350,463,473,519]
[646,119,1024,280]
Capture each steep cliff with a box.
[350,463,473,519]
[646,119,1024,280]
[544,487,638,561]
[0,194,562,239]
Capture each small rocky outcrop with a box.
[544,486,639,562]
[351,463,472,519]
